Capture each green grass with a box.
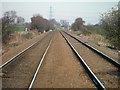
[87,26,105,36]
[15,25,26,32]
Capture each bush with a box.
[2,23,16,44]
[71,17,91,35]
[100,6,119,49]
[21,33,33,39]
[86,24,105,36]
[2,11,17,44]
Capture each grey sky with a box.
[1,1,118,25]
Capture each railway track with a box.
[63,31,120,68]
[28,31,117,89]
[28,39,52,90]
[61,31,120,88]
[2,31,119,89]
[2,31,54,88]
[60,32,106,89]
[0,32,50,69]
[27,31,96,89]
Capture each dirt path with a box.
[63,32,119,88]
[2,31,54,88]
[32,31,95,88]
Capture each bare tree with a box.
[2,10,17,44]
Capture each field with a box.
[15,25,26,32]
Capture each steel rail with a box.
[60,32,106,90]
[63,31,120,68]
[0,33,49,69]
[28,39,52,90]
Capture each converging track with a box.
[28,31,95,88]
[61,31,120,88]
[60,32,106,89]
[1,32,50,68]
[28,39,53,90]
[1,31,119,89]
[2,31,54,88]
[63,31,120,68]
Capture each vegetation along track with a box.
[28,31,95,88]
[1,31,119,89]
[62,31,120,88]
[1,32,49,68]
[2,31,54,88]
[64,31,120,68]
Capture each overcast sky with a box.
[1,0,119,25]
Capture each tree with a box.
[3,10,17,24]
[31,15,52,32]
[16,16,25,25]
[71,17,90,35]
[100,3,119,49]
[2,10,17,44]
[49,19,60,30]
[71,17,85,31]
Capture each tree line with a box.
[71,2,119,50]
[1,11,18,44]
[100,4,119,49]
[1,1,119,49]
[1,10,70,44]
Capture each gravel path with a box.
[32,31,95,88]
[63,32,119,88]
[2,31,54,88]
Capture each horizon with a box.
[1,1,119,25]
